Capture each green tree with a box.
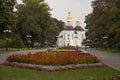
[0,39,6,48]
[16,0,65,48]
[0,0,16,38]
[85,0,120,49]
[45,18,65,47]
[53,18,65,31]
[10,34,25,49]
[16,0,51,47]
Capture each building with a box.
[56,12,86,47]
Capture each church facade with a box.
[56,12,86,47]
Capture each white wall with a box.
[57,30,85,47]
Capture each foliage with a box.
[7,51,100,66]
[85,0,120,49]
[16,0,49,46]
[0,0,16,38]
[0,39,5,48]
[53,18,65,32]
[0,0,65,48]
[45,19,65,46]
[15,0,65,47]
[10,34,25,48]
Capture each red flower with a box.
[7,51,100,66]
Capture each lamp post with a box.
[45,40,48,48]
[26,35,32,49]
[94,38,99,48]
[103,36,108,50]
[4,29,11,51]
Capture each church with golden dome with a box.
[56,12,86,47]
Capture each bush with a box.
[0,39,6,48]
[57,46,76,50]
[10,34,25,48]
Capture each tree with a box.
[10,34,25,49]
[16,0,51,47]
[0,0,16,38]
[53,18,65,31]
[85,0,120,49]
[45,18,65,47]
[16,0,64,48]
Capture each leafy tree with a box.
[16,0,51,47]
[15,0,64,48]
[0,39,6,48]
[53,18,65,32]
[0,0,16,38]
[85,0,120,49]
[10,34,25,49]
[44,18,65,47]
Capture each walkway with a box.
[83,49,120,71]
[0,49,47,64]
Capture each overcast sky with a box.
[17,0,94,28]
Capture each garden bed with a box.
[56,46,77,50]
[2,51,105,72]
[2,62,104,72]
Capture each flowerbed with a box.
[57,46,76,50]
[2,62,104,72]
[4,51,104,72]
[7,51,100,65]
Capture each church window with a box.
[74,31,78,34]
[74,36,78,38]
[59,35,63,38]
[72,34,73,40]
[64,33,65,40]
[67,43,69,46]
[82,34,84,40]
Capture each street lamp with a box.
[4,29,11,33]
[45,40,48,48]
[103,36,108,39]
[103,36,108,50]
[26,35,32,38]
[4,29,11,51]
[26,35,32,49]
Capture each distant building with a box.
[56,12,86,47]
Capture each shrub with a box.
[10,34,25,48]
[0,39,6,48]
[57,46,76,50]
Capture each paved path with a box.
[0,49,47,64]
[83,49,120,71]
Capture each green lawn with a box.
[97,48,120,53]
[0,65,120,80]
[0,48,35,54]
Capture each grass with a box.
[0,65,120,80]
[0,48,35,54]
[97,48,120,53]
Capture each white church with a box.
[56,12,86,47]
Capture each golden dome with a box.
[76,19,81,26]
[67,11,72,22]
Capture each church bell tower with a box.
[67,11,72,26]
[76,19,81,26]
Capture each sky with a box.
[17,0,94,28]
